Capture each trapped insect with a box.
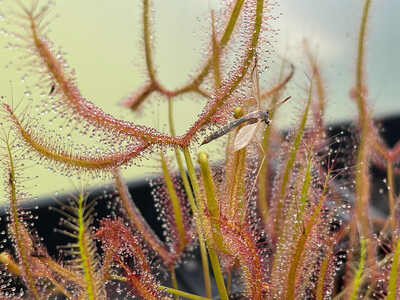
[49,83,55,96]
[201,58,291,151]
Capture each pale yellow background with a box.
[0,0,399,201]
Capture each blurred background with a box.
[0,0,399,200]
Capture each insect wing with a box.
[233,122,260,151]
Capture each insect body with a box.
[201,97,290,150]
[201,110,266,146]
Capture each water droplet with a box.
[20,74,28,82]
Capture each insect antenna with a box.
[252,53,261,110]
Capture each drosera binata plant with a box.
[0,0,399,299]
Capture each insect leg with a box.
[241,134,266,221]
[250,135,266,196]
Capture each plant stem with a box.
[258,59,288,223]
[169,266,179,298]
[183,148,228,300]
[211,10,221,89]
[113,170,170,263]
[160,151,187,251]
[198,152,228,253]
[158,285,212,300]
[354,0,374,264]
[387,161,396,242]
[274,78,312,238]
[286,169,331,299]
[349,238,366,300]
[387,235,400,300]
[168,98,196,213]
[183,147,212,298]
[6,143,40,299]
[77,193,97,300]
[316,243,335,300]
[143,0,156,82]
[208,248,229,300]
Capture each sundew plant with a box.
[0,0,400,299]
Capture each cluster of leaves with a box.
[0,0,399,299]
